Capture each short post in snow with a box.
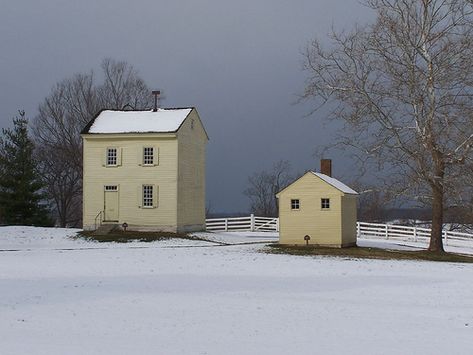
[304,235,311,246]
[443,230,448,246]
[413,226,417,242]
[385,224,389,240]
[250,214,255,232]
[224,218,228,232]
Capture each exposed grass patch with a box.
[266,244,473,263]
[76,230,213,244]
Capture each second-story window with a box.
[107,148,117,166]
[143,147,154,165]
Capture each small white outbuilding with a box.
[276,160,358,247]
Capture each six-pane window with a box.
[291,199,300,210]
[105,147,159,166]
[107,148,117,166]
[143,185,153,207]
[143,147,154,165]
[321,198,330,209]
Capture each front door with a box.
[104,185,119,221]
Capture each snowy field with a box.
[1,227,473,355]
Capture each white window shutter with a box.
[138,147,143,166]
[137,185,142,208]
[117,148,122,166]
[102,148,107,167]
[153,185,158,208]
[154,146,159,166]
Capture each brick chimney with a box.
[321,159,332,177]
[152,90,161,112]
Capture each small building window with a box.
[107,148,117,166]
[143,147,154,165]
[143,185,153,207]
[291,199,300,210]
[321,198,330,209]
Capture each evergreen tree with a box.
[0,111,51,225]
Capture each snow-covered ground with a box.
[1,226,472,355]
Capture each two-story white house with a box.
[81,107,208,233]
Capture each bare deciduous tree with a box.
[303,0,473,252]
[355,186,389,223]
[98,58,152,110]
[244,160,293,216]
[35,145,82,227]
[33,58,152,227]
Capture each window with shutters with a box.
[143,147,154,165]
[143,185,153,207]
[106,148,117,166]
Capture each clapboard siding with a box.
[82,135,179,230]
[341,195,357,246]
[82,108,208,232]
[277,172,357,247]
[176,110,207,231]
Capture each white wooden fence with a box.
[357,221,473,245]
[206,214,279,232]
[205,216,473,246]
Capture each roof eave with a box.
[312,172,358,195]
[174,107,210,141]
[81,131,178,139]
[276,171,358,196]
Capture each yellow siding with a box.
[277,172,357,247]
[176,110,207,232]
[82,135,179,231]
[82,108,208,233]
[341,195,357,246]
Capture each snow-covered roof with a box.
[82,108,193,134]
[312,172,358,194]
[276,171,358,196]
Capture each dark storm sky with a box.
[0,0,373,213]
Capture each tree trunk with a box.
[428,162,445,252]
[59,206,67,228]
